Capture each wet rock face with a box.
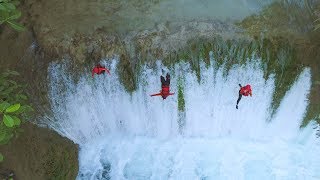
[124,20,242,59]
[27,20,241,65]
[0,123,79,180]
[21,0,245,64]
[59,32,126,64]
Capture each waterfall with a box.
[45,57,320,179]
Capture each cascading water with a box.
[45,56,320,179]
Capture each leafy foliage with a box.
[0,70,33,161]
[0,0,25,31]
[5,103,20,113]
[3,114,14,127]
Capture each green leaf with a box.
[11,107,23,114]
[0,102,10,112]
[7,20,25,31]
[11,0,20,6]
[8,10,21,20]
[11,116,20,126]
[5,103,20,113]
[0,4,7,11]
[0,8,10,18]
[3,114,14,127]
[2,3,15,11]
[0,152,4,162]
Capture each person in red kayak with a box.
[92,64,110,77]
[236,84,252,109]
[150,73,174,100]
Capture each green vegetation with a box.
[177,79,185,112]
[0,70,33,161]
[117,54,137,92]
[238,1,312,38]
[238,0,320,126]
[177,77,186,133]
[0,0,25,31]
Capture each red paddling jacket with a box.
[151,85,174,99]
[92,65,110,77]
[240,85,252,96]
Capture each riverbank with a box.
[0,123,78,180]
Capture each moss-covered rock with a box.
[0,123,78,180]
[117,54,137,92]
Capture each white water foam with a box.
[46,58,320,180]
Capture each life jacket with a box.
[240,85,252,96]
[150,86,174,99]
[92,65,110,77]
[161,85,170,98]
[93,67,105,74]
